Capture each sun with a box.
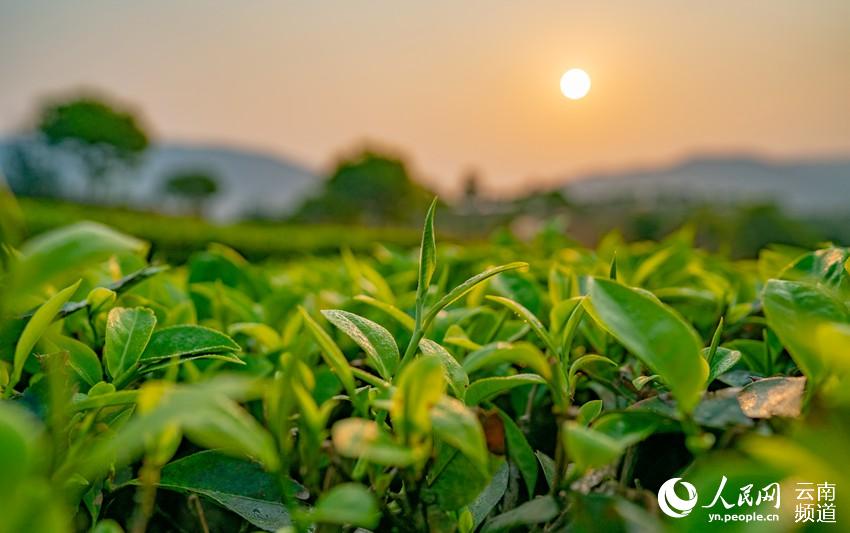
[560,68,591,100]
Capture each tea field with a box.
[1,197,848,532]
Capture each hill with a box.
[0,139,319,221]
[562,155,850,215]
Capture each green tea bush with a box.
[1,197,849,532]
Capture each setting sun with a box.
[560,68,591,100]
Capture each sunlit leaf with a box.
[486,295,558,354]
[763,279,849,384]
[331,418,421,466]
[8,279,81,393]
[562,421,624,472]
[307,483,380,529]
[463,342,551,382]
[104,307,157,380]
[431,396,488,475]
[465,374,546,406]
[419,339,467,398]
[391,355,445,443]
[585,278,708,412]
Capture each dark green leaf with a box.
[705,346,742,384]
[482,495,558,532]
[156,450,300,531]
[496,408,538,497]
[141,325,240,362]
[308,483,380,529]
[323,309,399,379]
[468,461,509,528]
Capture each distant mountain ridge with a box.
[3,137,849,220]
[561,155,850,215]
[0,139,320,221]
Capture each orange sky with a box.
[1,1,849,195]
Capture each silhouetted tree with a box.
[461,170,480,213]
[162,170,219,216]
[36,95,149,197]
[293,150,435,225]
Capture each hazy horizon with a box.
[2,0,849,195]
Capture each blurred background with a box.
[1,0,848,259]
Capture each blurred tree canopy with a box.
[162,170,219,216]
[36,96,149,195]
[292,150,436,225]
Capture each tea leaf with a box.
[419,338,468,398]
[104,307,157,380]
[463,342,552,382]
[763,279,849,385]
[425,263,529,325]
[307,483,380,529]
[465,374,546,406]
[585,278,708,413]
[141,325,240,362]
[482,495,558,532]
[353,295,415,332]
[705,346,742,384]
[562,421,624,472]
[737,376,806,418]
[299,307,356,397]
[331,418,420,466]
[592,411,661,447]
[392,355,446,443]
[568,354,617,395]
[45,333,102,386]
[431,396,489,475]
[156,450,300,531]
[469,462,509,528]
[9,222,146,302]
[577,399,603,426]
[8,279,81,393]
[486,295,558,355]
[496,408,538,497]
[323,309,399,379]
[416,198,439,306]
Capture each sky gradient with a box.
[1,0,849,195]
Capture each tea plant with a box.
[1,195,849,532]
